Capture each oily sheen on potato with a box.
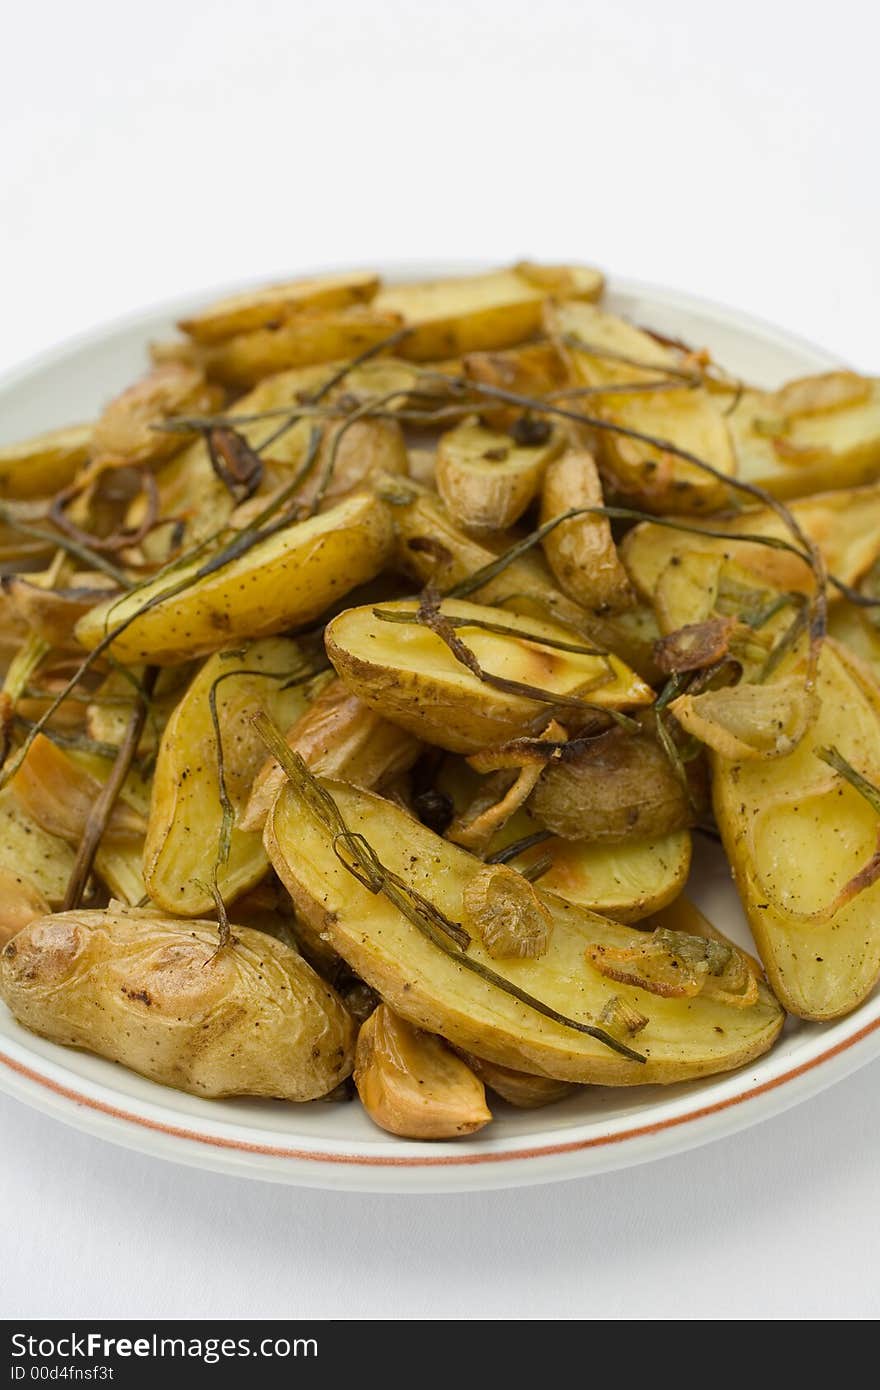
[265,777,783,1085]
[0,910,355,1100]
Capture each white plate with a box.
[1,266,878,1193]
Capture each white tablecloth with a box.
[2,0,878,1321]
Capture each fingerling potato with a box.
[730,373,880,498]
[713,638,880,1018]
[0,424,92,500]
[326,597,652,754]
[375,264,604,361]
[178,270,380,344]
[435,418,563,533]
[621,483,880,600]
[144,639,318,915]
[527,724,692,842]
[0,909,354,1101]
[546,301,735,513]
[75,492,394,665]
[539,446,633,612]
[240,676,420,834]
[438,759,691,922]
[383,478,660,678]
[266,775,783,1084]
[197,306,403,388]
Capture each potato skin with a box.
[0,911,355,1101]
[435,419,563,533]
[529,727,692,842]
[539,449,633,612]
[268,778,784,1086]
[143,639,316,915]
[326,598,652,755]
[0,423,92,500]
[75,493,394,666]
[375,265,603,361]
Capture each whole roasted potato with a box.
[0,909,355,1101]
[528,725,693,842]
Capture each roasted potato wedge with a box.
[75,492,394,665]
[713,638,880,1018]
[621,483,880,600]
[462,341,569,429]
[144,639,318,915]
[1,572,118,649]
[374,264,604,361]
[91,364,221,468]
[546,300,735,512]
[197,306,404,388]
[435,418,563,533]
[730,373,880,498]
[651,551,769,636]
[0,787,75,941]
[240,676,420,833]
[383,477,660,678]
[178,270,380,344]
[355,1004,492,1139]
[326,598,653,754]
[0,423,92,500]
[266,776,783,1084]
[539,446,633,612]
[12,736,148,906]
[0,909,354,1100]
[498,819,690,922]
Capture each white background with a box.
[2,0,879,1321]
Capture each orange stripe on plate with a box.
[1,1015,878,1167]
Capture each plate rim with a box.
[2,1011,879,1192]
[1,265,874,1192]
